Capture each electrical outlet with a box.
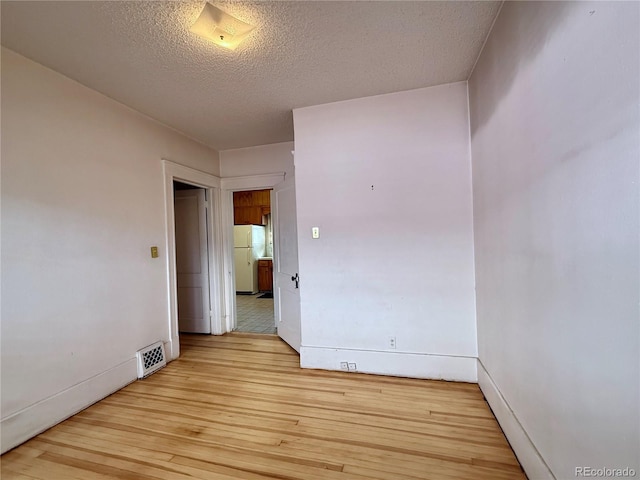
[348,362,357,371]
[340,362,349,371]
[389,336,396,349]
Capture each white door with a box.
[272,176,301,352]
[175,189,211,334]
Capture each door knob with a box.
[291,273,299,289]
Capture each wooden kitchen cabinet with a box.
[233,191,253,207]
[252,190,271,207]
[234,206,264,225]
[258,259,273,292]
[233,189,272,225]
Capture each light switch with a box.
[312,227,320,239]
[150,246,159,258]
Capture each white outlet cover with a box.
[348,362,357,371]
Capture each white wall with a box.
[0,47,220,452]
[220,142,294,179]
[293,83,477,381]
[469,2,639,478]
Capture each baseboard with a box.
[300,346,477,382]
[477,359,555,480]
[1,358,137,454]
[167,336,179,361]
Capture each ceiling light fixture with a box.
[191,3,255,51]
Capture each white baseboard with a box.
[300,346,477,382]
[1,358,137,454]
[167,336,179,361]
[477,359,554,480]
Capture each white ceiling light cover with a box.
[191,3,255,50]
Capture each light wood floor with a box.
[1,333,526,479]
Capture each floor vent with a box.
[136,341,166,378]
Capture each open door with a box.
[175,189,211,334]
[272,176,301,352]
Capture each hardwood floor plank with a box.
[282,440,523,480]
[1,333,526,480]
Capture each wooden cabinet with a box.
[258,259,273,292]
[233,206,264,225]
[233,189,271,225]
[233,191,253,207]
[252,190,271,207]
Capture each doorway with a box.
[162,160,224,361]
[232,189,275,334]
[173,181,211,334]
[219,172,285,336]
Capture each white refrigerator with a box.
[234,225,266,293]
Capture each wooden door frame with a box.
[162,160,224,360]
[220,173,285,333]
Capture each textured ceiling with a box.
[0,1,501,150]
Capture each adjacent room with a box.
[232,189,276,334]
[1,1,638,479]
